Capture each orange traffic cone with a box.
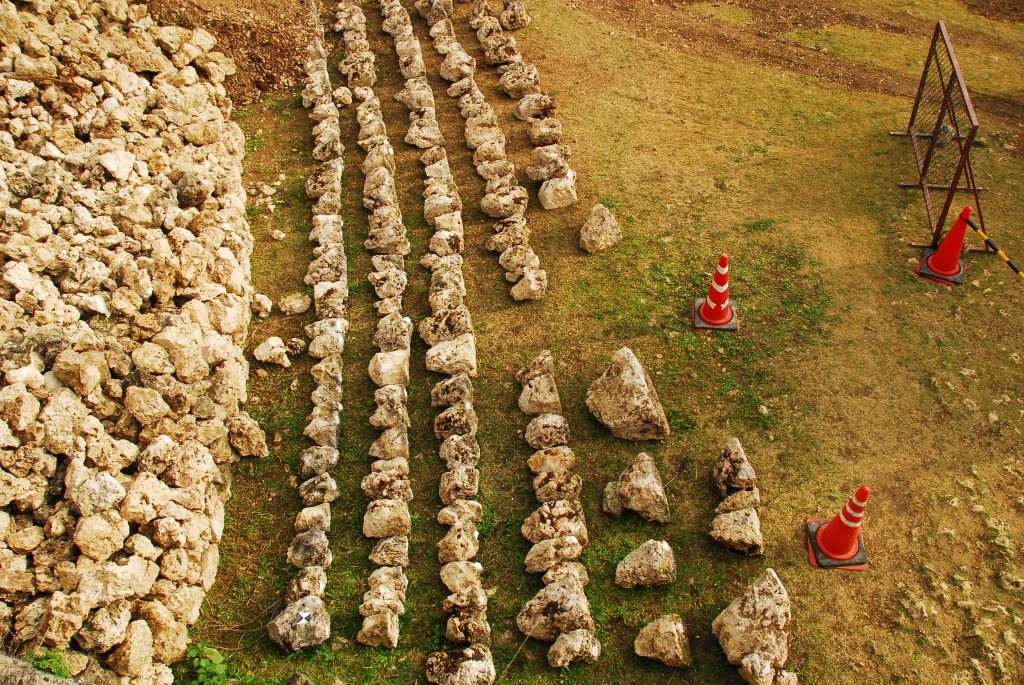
[805,485,870,571]
[917,206,971,285]
[693,254,738,331]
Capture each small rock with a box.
[579,204,622,254]
[524,414,569,449]
[548,628,601,668]
[357,610,400,648]
[252,294,273,317]
[709,508,764,555]
[712,568,792,670]
[608,452,670,523]
[615,540,676,588]
[713,438,757,496]
[254,337,291,367]
[634,614,692,668]
[278,293,313,315]
[267,595,331,651]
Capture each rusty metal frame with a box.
[891,21,992,253]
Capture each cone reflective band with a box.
[805,485,870,571]
[693,254,738,331]
[917,206,970,285]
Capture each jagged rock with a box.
[580,204,622,254]
[634,614,692,668]
[435,401,478,439]
[361,470,413,502]
[75,600,131,653]
[539,172,578,210]
[518,374,561,416]
[288,530,333,568]
[522,499,588,545]
[369,348,411,387]
[278,293,313,315]
[500,0,531,30]
[480,185,528,218]
[363,499,411,538]
[298,473,339,506]
[586,347,670,441]
[294,504,331,533]
[370,536,409,567]
[268,595,331,651]
[524,414,569,449]
[439,467,480,505]
[437,522,479,563]
[714,438,758,496]
[712,568,792,670]
[516,578,594,641]
[527,446,576,474]
[370,426,409,460]
[717,488,762,514]
[529,117,562,146]
[358,610,400,648]
[510,266,547,301]
[602,482,623,517]
[440,561,484,594]
[425,644,495,685]
[615,540,676,588]
[525,535,584,573]
[543,562,590,587]
[533,469,583,503]
[426,334,477,376]
[298,447,340,480]
[226,412,269,458]
[254,337,291,367]
[710,508,764,555]
[432,373,474,407]
[437,499,483,527]
[606,452,671,523]
[106,620,153,677]
[548,628,601,668]
[447,612,492,646]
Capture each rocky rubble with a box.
[512,351,599,668]
[266,35,347,653]
[712,568,797,684]
[0,0,268,680]
[586,347,670,441]
[331,3,417,650]
[466,0,578,209]
[709,438,763,555]
[415,0,548,301]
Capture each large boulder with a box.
[267,595,331,651]
[634,614,692,668]
[614,540,676,588]
[603,452,670,523]
[586,348,670,441]
[712,568,792,670]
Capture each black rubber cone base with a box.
[693,298,738,331]
[916,247,964,286]
[805,518,868,571]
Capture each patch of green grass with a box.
[26,649,69,678]
[742,217,784,232]
[598,197,620,209]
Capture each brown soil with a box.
[964,0,1024,22]
[149,0,317,104]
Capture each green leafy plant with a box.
[184,643,257,685]
[26,649,70,678]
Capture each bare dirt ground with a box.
[174,0,1024,683]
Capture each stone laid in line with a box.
[466,0,579,209]
[586,347,671,441]
[415,0,549,301]
[709,438,763,555]
[512,351,600,669]
[267,35,349,653]
[713,568,798,684]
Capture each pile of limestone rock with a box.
[467,0,578,210]
[709,437,764,556]
[415,0,548,301]
[0,0,267,681]
[513,351,601,669]
[264,37,348,653]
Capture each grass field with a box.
[181,0,1024,683]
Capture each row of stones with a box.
[332,0,418,651]
[265,34,351,652]
[362,3,503,681]
[0,1,270,681]
[416,0,548,301]
[513,351,601,669]
[467,0,579,211]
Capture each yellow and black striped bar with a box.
[965,217,1024,284]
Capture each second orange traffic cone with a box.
[917,206,971,286]
[693,254,738,331]
[805,485,870,571]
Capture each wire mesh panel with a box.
[898,21,990,250]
